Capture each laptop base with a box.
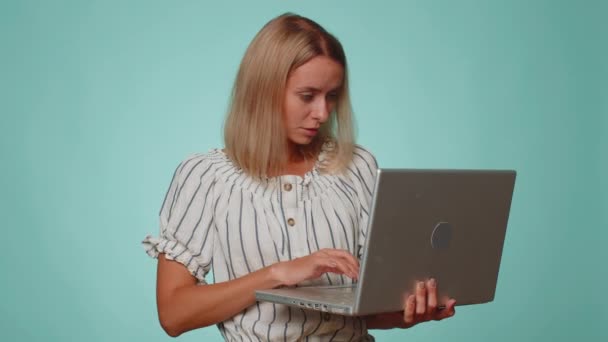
[256,285,357,315]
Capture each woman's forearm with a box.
[364,312,407,330]
[157,248,359,336]
[160,265,283,336]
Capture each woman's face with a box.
[283,56,344,147]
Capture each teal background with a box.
[1,0,606,341]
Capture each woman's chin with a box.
[289,136,314,146]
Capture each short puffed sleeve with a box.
[142,154,217,283]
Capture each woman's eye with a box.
[326,92,338,101]
[299,94,314,102]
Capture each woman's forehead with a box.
[287,56,344,90]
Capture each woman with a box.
[142,13,456,341]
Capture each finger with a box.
[435,298,456,320]
[341,262,358,280]
[324,250,360,273]
[415,281,426,316]
[323,250,359,278]
[426,278,438,318]
[404,295,416,326]
[333,257,358,279]
[323,249,359,268]
[319,257,343,273]
[319,256,357,279]
[331,255,357,279]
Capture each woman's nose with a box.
[311,99,330,122]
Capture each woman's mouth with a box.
[302,128,318,136]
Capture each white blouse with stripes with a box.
[142,142,378,341]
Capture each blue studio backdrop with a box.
[1,1,606,341]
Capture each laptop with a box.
[255,168,516,316]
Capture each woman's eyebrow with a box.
[295,86,342,93]
[295,86,321,92]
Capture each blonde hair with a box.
[223,13,355,179]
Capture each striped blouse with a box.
[142,142,378,341]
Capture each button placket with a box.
[281,176,309,258]
[282,179,296,229]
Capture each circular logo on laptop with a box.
[431,222,452,249]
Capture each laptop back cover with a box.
[354,169,516,316]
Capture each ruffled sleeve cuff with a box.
[142,235,208,284]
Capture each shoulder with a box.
[170,149,228,185]
[350,144,379,171]
[340,144,378,199]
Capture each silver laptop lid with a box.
[353,169,516,315]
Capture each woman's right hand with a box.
[271,249,360,286]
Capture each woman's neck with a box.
[281,143,316,177]
[287,142,305,162]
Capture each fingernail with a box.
[428,278,436,287]
[417,281,425,289]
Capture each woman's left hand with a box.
[401,278,456,328]
[365,278,456,329]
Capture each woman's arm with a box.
[156,249,359,337]
[364,312,407,329]
[156,253,280,337]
